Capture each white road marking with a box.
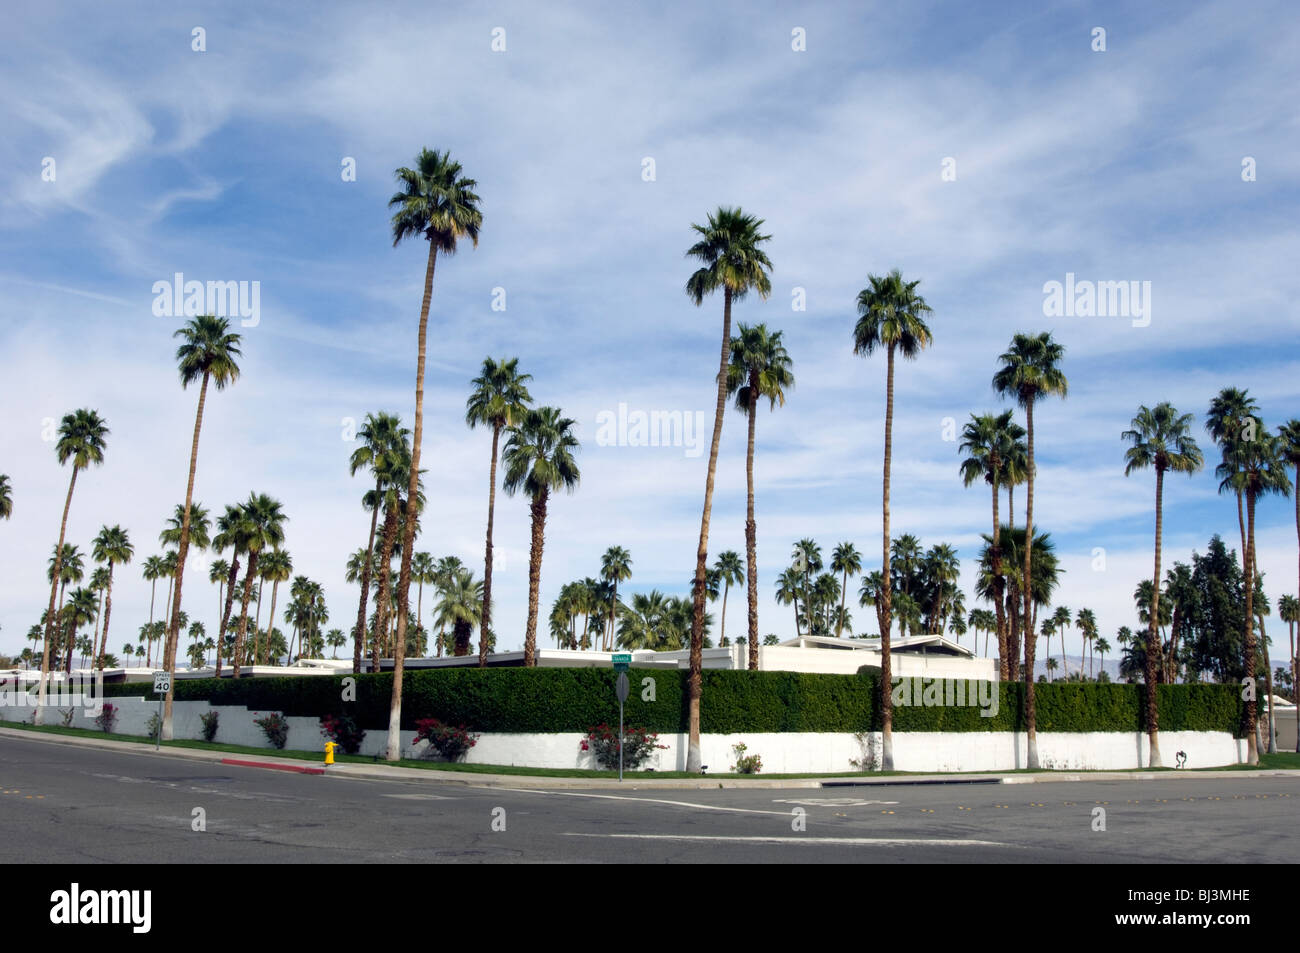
[772,797,899,806]
[493,788,791,816]
[562,833,1018,847]
[382,793,456,800]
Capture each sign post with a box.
[152,671,171,750]
[612,654,631,781]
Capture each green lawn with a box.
[3,718,1296,779]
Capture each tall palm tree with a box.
[1076,608,1098,678]
[712,551,745,652]
[47,545,84,674]
[466,357,533,666]
[992,331,1067,770]
[1122,401,1203,765]
[775,568,803,636]
[683,206,773,772]
[348,412,408,674]
[727,322,794,666]
[411,552,436,653]
[433,568,485,657]
[1278,419,1300,747]
[791,539,823,630]
[854,269,933,769]
[159,503,210,682]
[1278,593,1300,752]
[88,566,110,668]
[387,147,482,761]
[1219,421,1292,764]
[503,407,581,667]
[959,410,1023,677]
[258,549,293,665]
[90,525,132,668]
[1052,606,1073,678]
[600,546,633,652]
[0,474,11,520]
[370,448,424,670]
[210,505,249,677]
[36,409,108,720]
[230,494,288,677]
[64,587,97,671]
[830,543,863,641]
[163,314,240,735]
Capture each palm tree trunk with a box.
[233,553,259,678]
[1144,467,1165,766]
[744,397,759,671]
[252,578,265,666]
[719,581,729,646]
[879,343,896,771]
[991,476,1008,680]
[1023,398,1039,769]
[352,483,381,674]
[1243,489,1259,765]
[265,579,281,669]
[524,491,549,665]
[1261,608,1276,754]
[36,468,79,721]
[373,503,399,673]
[216,558,238,677]
[93,586,104,667]
[97,563,116,668]
[162,370,208,737]
[387,242,437,761]
[480,423,502,667]
[686,286,733,774]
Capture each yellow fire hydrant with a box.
[324,741,338,765]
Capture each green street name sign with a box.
[612,653,631,672]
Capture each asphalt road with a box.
[2,734,1296,863]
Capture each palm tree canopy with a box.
[1122,402,1204,477]
[239,493,288,557]
[466,357,534,431]
[714,551,744,587]
[601,546,633,586]
[389,148,483,254]
[174,315,242,390]
[92,525,133,567]
[852,269,933,360]
[992,332,1068,409]
[958,410,1026,488]
[502,406,581,500]
[433,568,485,630]
[161,502,212,551]
[727,322,794,413]
[50,544,84,585]
[0,474,11,519]
[684,207,773,306]
[55,409,109,471]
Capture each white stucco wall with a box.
[0,692,1246,772]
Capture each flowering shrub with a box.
[414,718,478,762]
[580,724,667,771]
[319,714,366,755]
[93,703,117,734]
[146,712,162,742]
[199,710,220,742]
[253,712,290,749]
[730,742,762,774]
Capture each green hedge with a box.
[97,667,1244,735]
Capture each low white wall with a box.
[0,693,1247,772]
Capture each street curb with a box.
[2,726,1297,789]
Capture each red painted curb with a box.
[220,758,325,775]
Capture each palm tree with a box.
[467,357,533,666]
[600,547,633,653]
[775,568,803,636]
[712,551,745,651]
[210,504,251,677]
[1219,419,1293,763]
[258,549,293,665]
[326,628,347,659]
[90,525,132,668]
[0,474,11,520]
[159,503,209,678]
[992,331,1067,770]
[854,268,934,765]
[88,566,110,666]
[829,543,863,641]
[432,568,485,657]
[503,407,581,665]
[230,494,288,677]
[1207,388,1259,558]
[1278,593,1300,752]
[1122,401,1203,765]
[1095,637,1111,677]
[36,409,108,719]
[682,206,773,772]
[411,552,437,650]
[64,587,97,670]
[348,411,409,675]
[1278,419,1300,747]
[727,322,794,666]
[387,147,483,761]
[1040,619,1055,679]
[162,314,241,733]
[1076,608,1098,678]
[959,410,1024,677]
[44,544,83,677]
[1051,606,1073,678]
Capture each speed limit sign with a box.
[152,671,171,694]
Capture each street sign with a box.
[615,672,629,703]
[612,653,631,672]
[152,672,171,694]
[614,671,630,781]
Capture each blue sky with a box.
[2,0,1298,667]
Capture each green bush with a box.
[93,667,1245,736]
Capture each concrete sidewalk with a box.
[3,725,1296,790]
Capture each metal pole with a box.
[618,696,624,782]
[156,694,162,750]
